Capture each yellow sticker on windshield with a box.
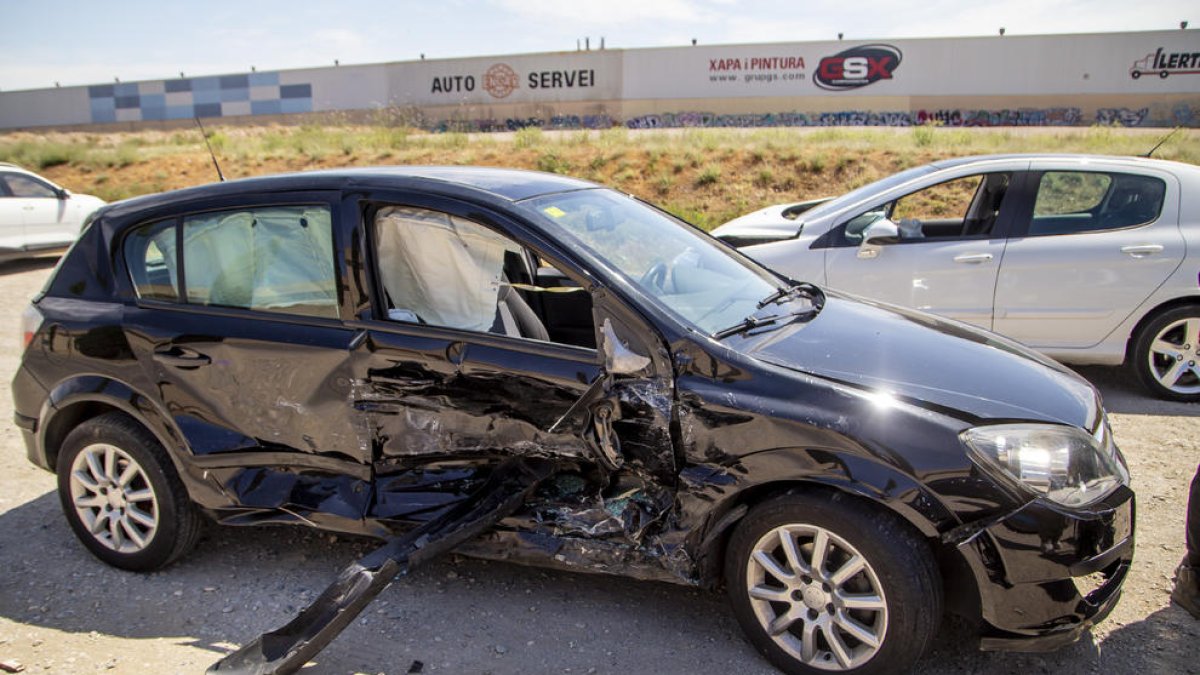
[543,206,566,218]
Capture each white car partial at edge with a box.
[0,163,105,260]
[711,154,1200,401]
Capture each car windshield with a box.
[518,188,787,335]
[799,164,939,221]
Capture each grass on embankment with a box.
[1,124,1196,231]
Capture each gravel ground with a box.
[0,256,1196,674]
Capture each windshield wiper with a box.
[756,282,819,309]
[713,314,781,340]
[714,303,821,340]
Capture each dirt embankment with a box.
[4,125,1197,231]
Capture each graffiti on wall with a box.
[409,104,1196,132]
[913,107,1084,126]
[622,107,1091,129]
[430,114,615,133]
[617,106,1200,130]
[1175,103,1197,127]
[1094,107,1150,127]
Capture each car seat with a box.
[962,175,1009,236]
[495,282,550,341]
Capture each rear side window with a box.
[1028,172,1165,236]
[124,205,338,319]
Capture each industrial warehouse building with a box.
[1,29,1197,131]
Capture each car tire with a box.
[725,491,941,675]
[1131,305,1200,402]
[56,412,201,571]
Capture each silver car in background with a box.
[712,154,1200,401]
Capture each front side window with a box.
[125,205,338,319]
[372,205,594,347]
[834,172,1011,246]
[1028,171,1165,236]
[2,173,58,199]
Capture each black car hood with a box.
[736,294,1099,427]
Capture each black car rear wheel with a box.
[725,492,941,675]
[56,412,201,571]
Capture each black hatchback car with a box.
[13,167,1134,674]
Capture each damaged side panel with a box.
[123,307,367,464]
[346,296,692,582]
[353,329,601,468]
[457,303,696,582]
[208,303,685,673]
[202,465,380,536]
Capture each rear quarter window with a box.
[125,220,179,301]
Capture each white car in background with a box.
[0,163,105,259]
[711,154,1200,401]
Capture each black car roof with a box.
[99,166,600,219]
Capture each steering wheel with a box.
[639,261,669,293]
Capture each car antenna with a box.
[193,116,226,181]
[1142,126,1181,158]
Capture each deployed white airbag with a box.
[182,206,337,317]
[375,206,516,332]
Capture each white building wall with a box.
[1,30,1197,130]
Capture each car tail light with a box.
[21,304,43,350]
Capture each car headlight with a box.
[961,423,1127,508]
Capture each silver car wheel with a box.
[1147,317,1200,395]
[745,523,888,671]
[69,443,159,553]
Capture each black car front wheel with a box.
[725,492,941,675]
[56,412,201,571]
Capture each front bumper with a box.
[954,485,1135,651]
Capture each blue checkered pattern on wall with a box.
[87,72,312,123]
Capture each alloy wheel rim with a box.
[746,524,888,671]
[1147,318,1200,394]
[69,443,159,553]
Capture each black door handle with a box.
[153,347,211,368]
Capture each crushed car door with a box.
[348,196,678,531]
[122,193,373,530]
